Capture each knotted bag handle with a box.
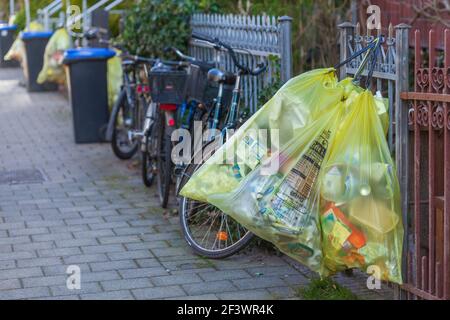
[335,35,383,89]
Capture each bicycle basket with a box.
[149,69,189,105]
[187,64,210,103]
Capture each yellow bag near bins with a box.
[4,37,24,61]
[4,21,45,62]
[107,51,123,110]
[180,71,403,283]
[37,28,70,84]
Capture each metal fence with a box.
[399,28,450,300]
[189,13,292,114]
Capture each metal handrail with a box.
[104,0,124,11]
[10,0,15,17]
[66,0,123,28]
[38,0,63,30]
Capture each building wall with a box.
[357,0,449,49]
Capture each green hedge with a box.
[120,0,218,58]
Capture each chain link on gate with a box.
[189,13,292,114]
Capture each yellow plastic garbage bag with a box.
[181,68,344,203]
[319,91,402,283]
[4,37,24,61]
[180,71,403,284]
[107,50,123,110]
[37,28,70,84]
[4,21,44,62]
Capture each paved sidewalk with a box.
[0,68,393,300]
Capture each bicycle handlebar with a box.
[191,32,268,76]
[121,53,191,69]
[164,47,196,63]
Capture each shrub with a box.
[120,0,218,58]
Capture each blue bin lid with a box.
[0,24,18,31]
[21,31,54,40]
[63,48,116,63]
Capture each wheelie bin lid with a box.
[21,31,54,40]
[0,24,18,31]
[63,48,116,64]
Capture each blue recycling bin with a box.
[21,31,58,92]
[0,24,19,68]
[63,48,116,143]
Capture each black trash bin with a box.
[21,31,58,92]
[0,24,19,68]
[63,48,116,144]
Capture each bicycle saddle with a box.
[207,68,236,85]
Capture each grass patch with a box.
[298,277,358,300]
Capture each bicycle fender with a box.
[105,89,127,142]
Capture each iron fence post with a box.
[278,16,293,83]
[338,22,355,80]
[394,22,411,299]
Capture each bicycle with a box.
[162,47,219,200]
[105,52,152,160]
[144,58,193,208]
[177,33,268,258]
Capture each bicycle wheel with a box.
[155,113,174,208]
[178,143,254,259]
[111,94,139,160]
[142,104,158,187]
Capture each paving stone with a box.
[216,289,274,300]
[101,278,153,291]
[81,244,126,254]
[198,270,252,282]
[17,257,63,268]
[0,279,22,290]
[132,286,186,299]
[22,275,67,288]
[182,280,237,296]
[0,250,37,261]
[50,282,103,297]
[231,276,287,290]
[90,260,138,272]
[0,260,16,270]
[79,271,121,283]
[56,238,99,248]
[107,250,153,261]
[64,253,109,264]
[80,290,134,300]
[0,287,52,300]
[152,274,203,286]
[119,267,168,279]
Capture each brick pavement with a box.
[0,68,393,300]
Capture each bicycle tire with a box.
[156,115,173,208]
[178,142,254,259]
[141,102,157,187]
[111,94,139,160]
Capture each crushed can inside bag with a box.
[180,68,403,284]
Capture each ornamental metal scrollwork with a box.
[431,103,444,130]
[416,68,429,92]
[431,67,445,93]
[416,102,429,127]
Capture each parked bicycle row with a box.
[93,28,269,259]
